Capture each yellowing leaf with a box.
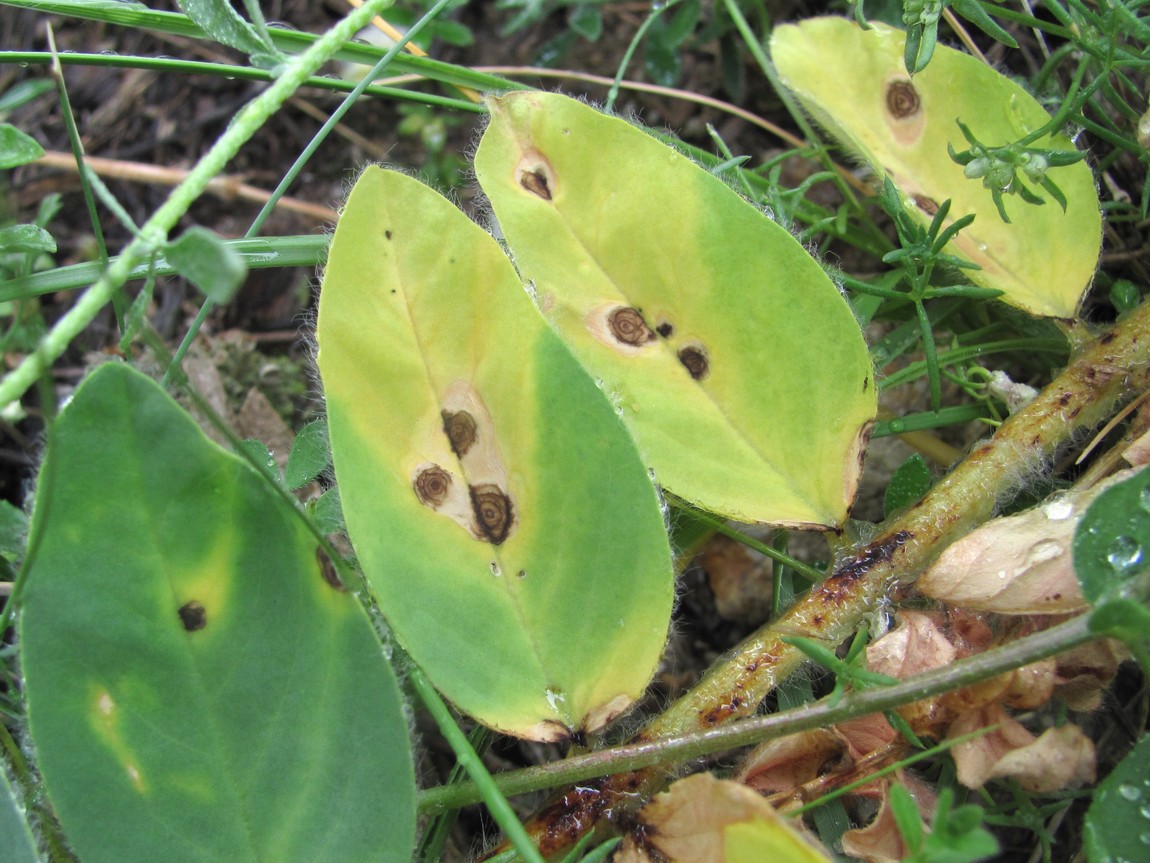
[771,17,1101,318]
[316,167,673,740]
[724,820,830,863]
[475,91,875,528]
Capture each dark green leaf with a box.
[950,0,1018,47]
[164,225,246,302]
[311,486,344,535]
[1084,733,1150,863]
[283,419,330,491]
[0,499,27,558]
[1110,279,1141,315]
[885,452,933,516]
[567,4,602,41]
[1072,465,1150,603]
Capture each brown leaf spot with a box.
[470,483,513,544]
[384,229,392,240]
[315,546,346,591]
[608,307,656,346]
[414,465,452,508]
[441,409,478,457]
[178,601,207,632]
[520,168,552,200]
[913,194,940,215]
[677,345,709,380]
[656,321,674,338]
[886,79,921,119]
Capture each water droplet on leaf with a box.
[1107,535,1143,574]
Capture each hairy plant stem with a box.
[0,0,394,409]
[506,299,1150,857]
[419,613,1093,813]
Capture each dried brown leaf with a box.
[633,773,826,863]
[738,729,843,794]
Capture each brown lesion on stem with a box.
[499,301,1150,858]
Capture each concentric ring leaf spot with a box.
[316,167,673,741]
[771,17,1101,319]
[19,363,415,863]
[474,91,875,528]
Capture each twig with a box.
[33,151,336,222]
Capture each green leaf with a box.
[771,17,1101,318]
[20,363,416,863]
[0,498,27,558]
[475,91,875,528]
[567,4,603,41]
[1084,733,1150,863]
[176,0,276,62]
[284,419,330,490]
[0,766,38,863]
[164,225,246,302]
[1072,464,1150,604]
[0,224,55,255]
[884,452,932,516]
[316,167,674,741]
[0,123,44,169]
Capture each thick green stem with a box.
[0,0,394,408]
[510,299,1150,856]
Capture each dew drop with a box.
[1107,535,1143,573]
[887,419,906,434]
[1142,804,1150,819]
[1119,783,1142,801]
[1141,833,1150,846]
[1043,498,1074,521]
[544,686,566,711]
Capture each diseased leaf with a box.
[771,17,1101,318]
[19,363,416,863]
[316,167,673,741]
[475,91,874,528]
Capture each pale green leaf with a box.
[316,167,673,741]
[164,225,246,302]
[20,363,416,863]
[0,767,38,863]
[771,17,1101,318]
[475,91,875,527]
